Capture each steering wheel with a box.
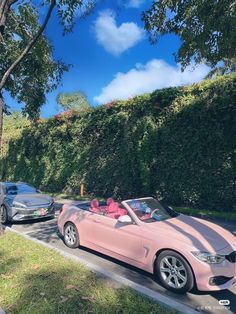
[151,208,159,218]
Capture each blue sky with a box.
[6,0,210,117]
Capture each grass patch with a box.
[0,232,174,314]
[174,207,236,222]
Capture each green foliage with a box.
[1,111,29,155]
[142,0,236,70]
[56,91,91,113]
[0,0,97,119]
[55,0,97,33]
[0,4,68,119]
[1,74,236,211]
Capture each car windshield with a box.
[6,184,37,195]
[126,198,179,223]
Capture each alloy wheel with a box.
[64,224,77,247]
[159,255,187,289]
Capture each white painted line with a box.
[6,227,200,314]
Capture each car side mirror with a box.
[118,215,132,224]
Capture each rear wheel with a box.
[64,222,80,248]
[0,205,9,224]
[155,250,194,294]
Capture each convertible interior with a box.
[89,198,128,219]
[76,198,153,221]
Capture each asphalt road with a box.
[3,204,236,314]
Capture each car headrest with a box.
[107,201,119,213]
[91,199,99,208]
[119,208,128,216]
[107,198,115,206]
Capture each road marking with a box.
[6,227,200,314]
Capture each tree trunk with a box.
[0,0,56,91]
[0,91,4,153]
[0,0,56,147]
[0,0,18,148]
[0,0,17,41]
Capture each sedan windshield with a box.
[126,198,179,223]
[6,184,37,195]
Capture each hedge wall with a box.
[1,73,236,210]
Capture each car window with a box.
[6,184,37,195]
[125,198,179,223]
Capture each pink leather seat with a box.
[107,201,119,219]
[106,198,128,219]
[118,207,128,216]
[107,198,115,206]
[90,199,100,213]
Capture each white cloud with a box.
[126,0,145,8]
[94,59,210,104]
[94,10,145,56]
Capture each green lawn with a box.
[0,232,174,314]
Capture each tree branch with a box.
[0,0,56,90]
[0,0,18,39]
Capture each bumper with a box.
[191,256,236,291]
[11,206,55,221]
[200,275,236,291]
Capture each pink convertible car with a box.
[57,197,236,293]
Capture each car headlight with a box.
[12,202,26,209]
[191,251,225,264]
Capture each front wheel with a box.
[155,250,194,294]
[64,222,80,249]
[0,205,9,224]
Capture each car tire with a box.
[64,222,80,249]
[155,250,194,294]
[0,205,9,224]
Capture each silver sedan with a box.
[0,182,55,223]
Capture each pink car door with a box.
[86,213,144,264]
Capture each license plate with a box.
[34,208,47,216]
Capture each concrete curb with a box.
[6,227,200,314]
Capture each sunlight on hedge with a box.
[1,73,235,211]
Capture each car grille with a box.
[17,203,54,215]
[225,251,236,263]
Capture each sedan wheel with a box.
[64,222,80,249]
[155,250,194,293]
[0,205,8,224]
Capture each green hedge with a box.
[1,73,236,211]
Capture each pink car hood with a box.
[142,214,236,253]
